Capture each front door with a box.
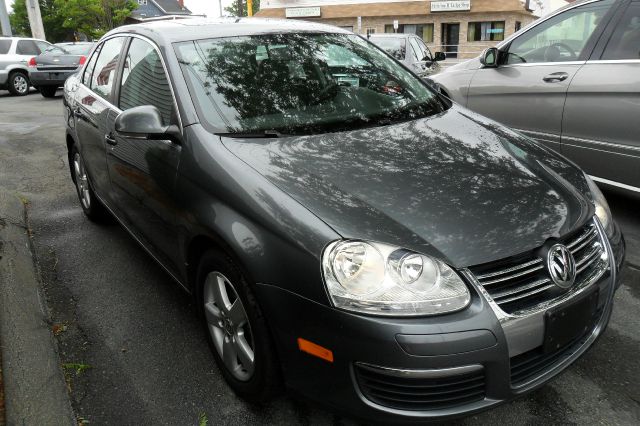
[442,23,460,59]
[562,0,640,189]
[105,36,182,273]
[465,0,615,153]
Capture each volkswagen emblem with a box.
[547,244,576,289]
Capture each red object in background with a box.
[28,57,37,68]
[79,55,87,65]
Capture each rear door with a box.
[465,0,616,152]
[105,36,182,273]
[562,0,640,189]
[73,37,126,201]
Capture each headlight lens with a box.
[322,240,471,316]
[585,175,614,237]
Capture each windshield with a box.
[370,37,406,60]
[174,33,444,136]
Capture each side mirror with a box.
[114,105,180,142]
[434,51,447,61]
[480,47,499,68]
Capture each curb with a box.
[0,191,76,426]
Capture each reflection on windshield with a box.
[175,33,444,135]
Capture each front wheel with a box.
[197,250,281,402]
[8,72,29,96]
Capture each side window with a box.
[82,44,102,86]
[506,0,614,64]
[408,38,424,62]
[91,37,125,101]
[416,38,433,61]
[119,38,174,125]
[16,40,39,55]
[0,40,11,54]
[602,2,640,60]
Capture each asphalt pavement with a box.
[0,90,639,425]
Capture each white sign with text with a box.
[285,7,321,18]
[430,1,471,12]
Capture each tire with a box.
[8,72,30,96]
[70,146,110,222]
[196,249,282,402]
[40,86,58,98]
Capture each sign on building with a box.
[430,1,472,12]
[285,6,321,18]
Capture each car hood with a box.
[221,106,593,267]
[439,57,481,74]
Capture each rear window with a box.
[61,44,94,55]
[371,37,406,60]
[0,39,11,55]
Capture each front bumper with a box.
[255,221,624,423]
[29,69,77,87]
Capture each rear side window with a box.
[90,37,125,101]
[119,38,174,125]
[16,40,39,55]
[0,40,11,54]
[82,44,102,86]
[602,2,640,60]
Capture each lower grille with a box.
[354,364,485,411]
[510,306,603,387]
[470,219,607,315]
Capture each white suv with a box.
[0,36,52,96]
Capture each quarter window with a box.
[0,40,11,54]
[602,2,640,60]
[16,40,39,55]
[119,38,174,125]
[90,37,125,101]
[506,0,613,64]
[468,21,505,42]
[82,44,102,86]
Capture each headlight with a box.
[585,174,614,237]
[322,240,471,316]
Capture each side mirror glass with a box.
[480,47,499,68]
[115,105,175,140]
[434,51,447,61]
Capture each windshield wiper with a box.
[216,130,287,138]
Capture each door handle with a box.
[543,72,569,83]
[105,133,117,146]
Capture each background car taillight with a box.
[79,55,87,65]
[28,57,37,68]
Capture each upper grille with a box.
[354,364,485,411]
[469,220,607,315]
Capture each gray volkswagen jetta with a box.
[63,18,625,423]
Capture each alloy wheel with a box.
[13,74,28,95]
[203,271,255,381]
[73,152,91,209]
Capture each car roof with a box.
[369,33,414,39]
[103,17,352,45]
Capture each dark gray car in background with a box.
[29,42,94,98]
[63,18,625,423]
[432,0,640,193]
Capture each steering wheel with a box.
[544,42,577,62]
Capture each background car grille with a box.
[354,364,485,411]
[469,220,606,315]
[510,306,603,387]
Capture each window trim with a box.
[78,33,183,131]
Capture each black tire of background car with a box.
[70,146,111,223]
[7,71,29,96]
[196,249,283,403]
[39,86,58,98]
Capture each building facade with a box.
[256,1,538,59]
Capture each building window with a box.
[138,0,147,5]
[366,28,376,36]
[384,23,434,43]
[468,21,506,42]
